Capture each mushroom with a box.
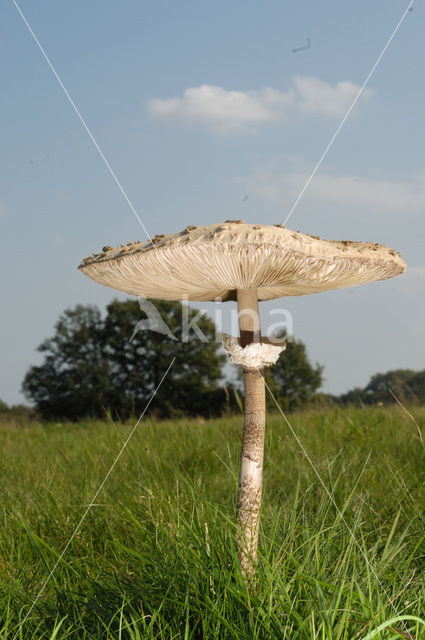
[78,221,406,579]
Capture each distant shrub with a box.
[0,399,39,426]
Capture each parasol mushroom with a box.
[78,221,406,579]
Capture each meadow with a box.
[1,406,425,639]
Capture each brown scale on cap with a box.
[78,221,406,302]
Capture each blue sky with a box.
[1,0,424,405]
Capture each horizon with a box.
[1,0,424,405]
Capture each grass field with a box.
[1,406,425,639]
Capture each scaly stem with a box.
[236,289,265,580]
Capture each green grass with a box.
[1,406,425,639]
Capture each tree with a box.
[264,338,323,411]
[103,299,226,419]
[337,386,368,406]
[340,369,425,406]
[364,369,421,404]
[0,398,38,423]
[22,300,226,420]
[22,305,112,420]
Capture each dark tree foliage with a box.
[22,306,112,420]
[365,369,424,404]
[340,369,425,406]
[22,300,227,421]
[264,339,323,411]
[103,299,226,419]
[0,399,38,423]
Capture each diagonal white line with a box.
[257,366,410,634]
[13,0,151,239]
[12,0,175,285]
[13,357,176,640]
[283,0,415,227]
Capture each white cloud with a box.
[148,76,372,133]
[247,170,425,214]
[294,76,373,118]
[149,85,294,133]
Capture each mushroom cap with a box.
[78,221,406,301]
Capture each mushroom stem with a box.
[236,289,265,580]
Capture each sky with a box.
[1,0,424,406]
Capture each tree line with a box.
[338,369,425,407]
[1,299,421,422]
[17,300,322,421]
